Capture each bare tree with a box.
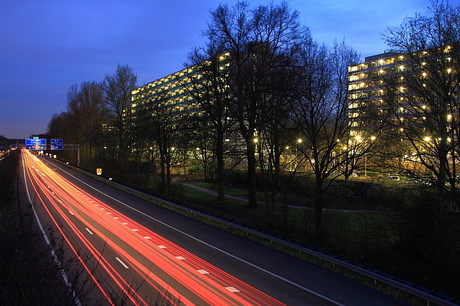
[46,112,76,162]
[383,0,460,210]
[207,1,306,207]
[292,40,365,242]
[183,43,234,200]
[67,81,107,167]
[136,93,179,194]
[102,64,138,179]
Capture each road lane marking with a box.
[116,257,129,269]
[21,154,83,306]
[69,210,74,216]
[85,228,93,235]
[51,160,346,305]
[225,286,240,293]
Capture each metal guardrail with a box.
[142,190,459,306]
[219,222,459,306]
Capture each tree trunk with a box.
[247,142,258,208]
[216,129,225,201]
[314,177,324,243]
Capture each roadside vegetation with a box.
[168,174,460,300]
[0,150,74,305]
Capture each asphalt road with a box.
[19,150,407,305]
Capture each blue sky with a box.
[0,0,431,139]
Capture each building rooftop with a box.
[364,52,400,62]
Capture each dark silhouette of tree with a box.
[102,64,138,179]
[207,1,306,208]
[46,112,76,162]
[135,92,178,194]
[66,82,107,167]
[292,40,365,242]
[184,45,234,200]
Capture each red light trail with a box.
[22,149,285,305]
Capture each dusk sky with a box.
[1,0,431,139]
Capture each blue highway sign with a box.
[50,139,63,150]
[26,138,46,150]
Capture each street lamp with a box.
[295,138,302,171]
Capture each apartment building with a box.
[347,51,403,138]
[347,45,459,172]
[131,52,231,119]
[348,45,456,137]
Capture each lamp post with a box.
[296,138,302,171]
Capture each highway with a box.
[19,149,406,305]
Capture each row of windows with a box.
[349,45,454,74]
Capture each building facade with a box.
[347,52,403,138]
[131,52,231,119]
[347,45,459,174]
